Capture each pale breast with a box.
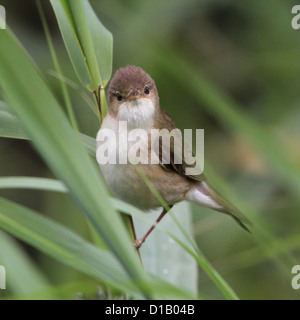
[96,113,192,210]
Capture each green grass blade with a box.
[133,202,198,294]
[0,103,27,139]
[132,166,239,299]
[167,232,238,300]
[160,50,300,204]
[0,173,198,295]
[0,176,232,299]
[69,0,113,88]
[0,230,52,297]
[5,280,101,300]
[36,0,79,131]
[48,71,98,116]
[0,197,197,299]
[0,29,150,296]
[50,0,113,92]
[0,100,232,298]
[0,103,96,155]
[0,101,27,139]
[0,177,67,192]
[50,0,91,88]
[0,197,137,294]
[68,0,99,88]
[78,132,96,156]
[205,164,299,276]
[115,198,238,300]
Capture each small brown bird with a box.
[98,65,251,248]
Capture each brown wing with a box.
[154,108,206,182]
[154,109,251,232]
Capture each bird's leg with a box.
[127,214,143,263]
[133,205,173,249]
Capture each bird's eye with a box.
[116,92,123,101]
[144,85,150,95]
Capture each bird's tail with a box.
[191,182,252,232]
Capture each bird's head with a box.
[108,65,159,128]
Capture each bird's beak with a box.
[126,91,143,102]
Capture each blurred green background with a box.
[0,0,300,299]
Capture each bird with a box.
[97,65,251,248]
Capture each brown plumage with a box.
[99,65,251,248]
[108,65,157,103]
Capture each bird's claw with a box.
[133,239,143,249]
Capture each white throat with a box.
[117,98,155,129]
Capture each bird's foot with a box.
[133,239,143,249]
